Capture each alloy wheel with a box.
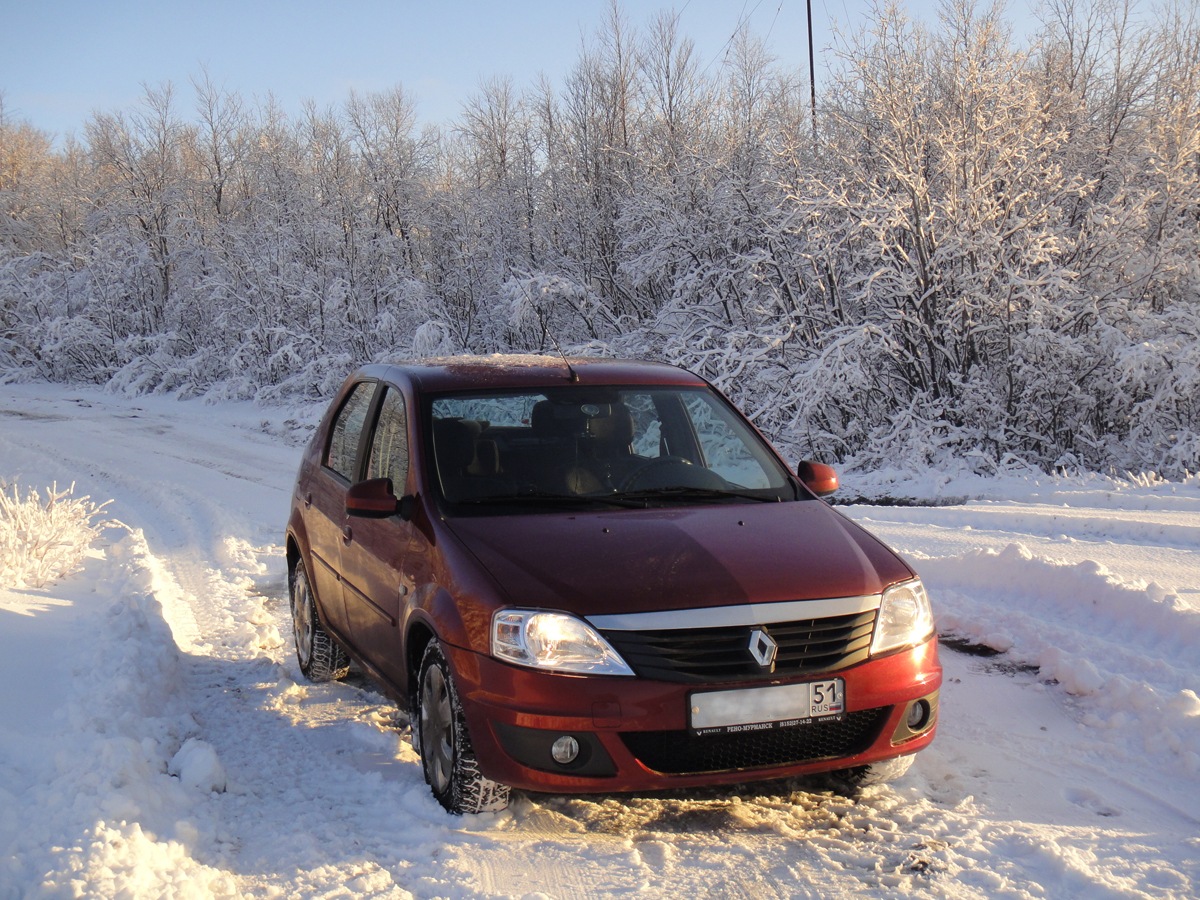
[420,662,455,794]
[291,567,314,669]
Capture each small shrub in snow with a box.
[0,481,112,588]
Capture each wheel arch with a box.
[405,619,437,706]
[285,533,302,576]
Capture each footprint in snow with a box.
[1066,787,1120,818]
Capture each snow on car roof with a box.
[369,354,704,392]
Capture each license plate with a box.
[689,679,845,736]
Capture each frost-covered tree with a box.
[1,0,1197,476]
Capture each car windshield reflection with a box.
[429,385,797,509]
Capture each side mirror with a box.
[346,478,401,518]
[797,461,839,497]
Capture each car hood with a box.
[443,500,914,617]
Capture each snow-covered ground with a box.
[1,383,1198,899]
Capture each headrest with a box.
[531,400,584,437]
[530,400,634,447]
[586,403,634,447]
[472,439,501,475]
[433,418,478,470]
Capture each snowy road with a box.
[2,384,1198,898]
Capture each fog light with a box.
[551,735,580,765]
[907,700,930,731]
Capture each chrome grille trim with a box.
[586,594,880,631]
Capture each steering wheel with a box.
[619,456,725,492]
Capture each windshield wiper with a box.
[612,486,781,504]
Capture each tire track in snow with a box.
[849,500,1200,606]
[4,384,1198,898]
[0,388,295,650]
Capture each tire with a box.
[414,640,510,814]
[840,753,916,786]
[290,558,350,682]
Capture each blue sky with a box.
[1,0,1040,141]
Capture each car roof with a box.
[360,355,707,393]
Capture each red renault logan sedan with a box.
[285,356,941,813]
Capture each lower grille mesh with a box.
[620,707,890,775]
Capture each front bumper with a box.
[443,636,942,793]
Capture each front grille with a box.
[601,610,876,684]
[620,707,889,776]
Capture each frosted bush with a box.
[0,482,112,589]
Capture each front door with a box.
[308,379,378,637]
[339,386,414,688]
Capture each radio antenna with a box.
[523,281,579,382]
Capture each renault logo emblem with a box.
[748,628,778,669]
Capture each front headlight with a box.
[492,610,635,676]
[871,579,935,655]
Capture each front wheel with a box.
[290,557,349,682]
[414,641,510,814]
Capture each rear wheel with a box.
[290,558,349,682]
[414,640,510,814]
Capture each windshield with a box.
[427,385,799,511]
